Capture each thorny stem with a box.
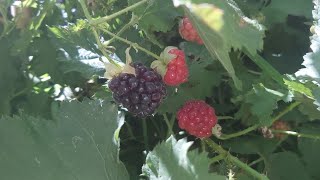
[210,154,225,164]
[204,139,269,180]
[272,130,320,140]
[90,0,149,25]
[98,28,161,59]
[218,101,301,140]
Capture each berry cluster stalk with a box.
[204,139,269,180]
[218,101,301,140]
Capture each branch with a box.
[90,0,148,25]
[204,139,269,180]
[218,101,301,140]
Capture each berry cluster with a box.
[163,48,188,86]
[108,63,166,118]
[177,100,218,138]
[179,16,203,45]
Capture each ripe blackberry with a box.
[108,63,166,118]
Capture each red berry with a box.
[151,46,188,86]
[179,16,203,45]
[163,48,188,86]
[176,100,218,138]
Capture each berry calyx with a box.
[108,63,166,118]
[179,16,203,45]
[176,100,218,138]
[151,46,188,86]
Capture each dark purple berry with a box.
[108,63,166,118]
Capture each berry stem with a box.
[248,157,264,167]
[92,28,120,67]
[103,15,139,46]
[209,154,225,164]
[164,114,174,138]
[271,130,320,140]
[79,0,119,67]
[79,0,92,21]
[218,101,301,140]
[217,116,234,120]
[97,28,161,60]
[90,0,149,25]
[204,139,269,180]
[142,119,149,151]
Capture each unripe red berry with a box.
[179,16,203,45]
[177,100,218,138]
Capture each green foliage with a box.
[266,152,311,180]
[129,0,181,33]
[0,100,129,180]
[142,136,226,179]
[298,124,320,179]
[244,84,286,126]
[175,0,265,90]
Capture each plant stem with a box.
[217,116,234,120]
[218,101,301,140]
[244,50,285,87]
[142,118,149,151]
[98,28,160,59]
[248,157,264,167]
[218,125,259,140]
[272,130,320,140]
[204,139,269,180]
[164,114,174,138]
[92,28,120,66]
[270,101,301,124]
[210,154,225,164]
[104,15,139,46]
[90,0,149,25]
[79,0,92,20]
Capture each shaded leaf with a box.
[266,152,311,180]
[0,100,129,180]
[142,136,226,180]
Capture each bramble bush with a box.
[0,0,320,179]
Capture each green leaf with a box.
[298,124,320,180]
[129,0,181,33]
[181,60,224,99]
[142,136,226,180]
[234,0,313,27]
[223,136,278,156]
[175,0,265,90]
[266,152,312,180]
[48,19,98,56]
[0,100,129,180]
[296,1,320,84]
[0,38,21,115]
[261,0,312,27]
[245,84,285,126]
